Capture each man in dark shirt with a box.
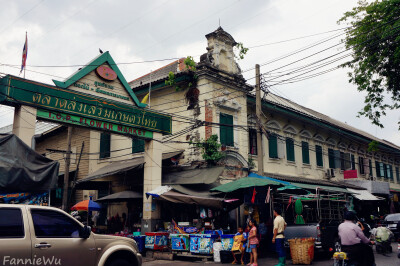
[338,211,375,266]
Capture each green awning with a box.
[289,182,350,194]
[210,177,281,193]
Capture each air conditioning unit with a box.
[325,169,335,179]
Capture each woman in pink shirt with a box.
[247,219,259,266]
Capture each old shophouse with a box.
[2,27,400,231]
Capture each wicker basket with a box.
[288,238,315,265]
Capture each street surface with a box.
[143,243,399,266]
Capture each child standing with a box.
[231,226,245,264]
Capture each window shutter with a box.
[286,138,295,162]
[334,150,341,169]
[268,134,278,158]
[396,167,400,182]
[359,157,365,175]
[351,154,356,170]
[389,165,393,181]
[380,162,385,179]
[132,138,145,153]
[220,113,233,146]
[301,141,309,164]
[316,145,323,167]
[376,161,380,177]
[328,149,335,168]
[99,133,111,159]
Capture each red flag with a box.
[20,32,28,74]
[251,187,257,204]
[265,186,271,203]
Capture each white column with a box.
[142,132,162,232]
[12,105,37,147]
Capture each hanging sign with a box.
[344,170,358,179]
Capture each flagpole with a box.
[24,31,27,79]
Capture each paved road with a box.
[143,243,399,266]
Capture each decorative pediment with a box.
[283,125,297,135]
[266,120,282,131]
[247,114,257,126]
[300,130,312,140]
[348,144,357,152]
[338,141,347,150]
[313,134,325,143]
[326,138,336,147]
[52,52,146,108]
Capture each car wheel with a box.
[107,259,132,266]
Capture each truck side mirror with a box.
[79,225,91,239]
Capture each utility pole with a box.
[62,126,73,211]
[255,64,264,176]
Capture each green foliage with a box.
[338,0,400,130]
[184,56,197,72]
[191,134,223,165]
[165,71,181,91]
[165,56,198,91]
[368,140,379,152]
[248,156,255,170]
[235,42,249,60]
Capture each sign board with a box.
[37,109,154,138]
[0,51,172,137]
[344,170,358,179]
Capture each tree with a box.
[338,0,400,129]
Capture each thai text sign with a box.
[0,75,171,134]
[37,109,153,138]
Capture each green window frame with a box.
[358,157,364,174]
[286,138,295,162]
[380,162,386,179]
[219,113,234,147]
[132,138,145,154]
[387,164,393,181]
[328,148,335,168]
[301,141,309,164]
[268,134,278,158]
[396,167,400,183]
[351,154,356,170]
[99,132,111,159]
[315,145,323,167]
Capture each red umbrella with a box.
[71,198,101,211]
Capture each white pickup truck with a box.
[0,204,142,266]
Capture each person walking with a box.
[272,207,287,266]
[247,219,259,266]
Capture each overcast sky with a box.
[0,0,399,146]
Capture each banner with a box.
[0,192,49,206]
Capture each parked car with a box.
[384,213,400,240]
[0,204,142,266]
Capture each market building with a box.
[1,27,400,235]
